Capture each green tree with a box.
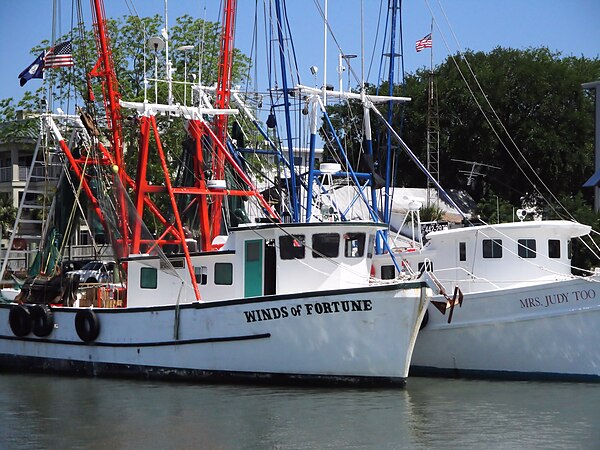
[0,194,16,238]
[29,14,250,107]
[402,47,599,206]
[325,48,600,205]
[20,14,252,235]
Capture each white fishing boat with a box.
[1,220,432,386]
[372,219,600,381]
[0,0,435,387]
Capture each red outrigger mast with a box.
[80,0,279,300]
[210,0,237,240]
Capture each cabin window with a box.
[312,233,340,258]
[459,242,466,261]
[279,234,305,260]
[195,266,208,285]
[78,231,89,245]
[482,239,503,258]
[568,239,573,259]
[548,239,561,258]
[214,262,233,285]
[344,233,365,258]
[367,234,375,258]
[140,267,158,289]
[518,239,537,258]
[246,241,261,261]
[381,265,396,280]
[161,258,184,269]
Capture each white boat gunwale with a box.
[0,278,428,315]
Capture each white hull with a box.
[0,282,429,386]
[411,277,600,380]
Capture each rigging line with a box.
[269,2,301,91]
[199,5,207,86]
[311,0,342,51]
[432,0,564,208]
[123,0,141,20]
[65,0,77,114]
[311,0,372,91]
[428,0,578,224]
[576,236,600,272]
[376,3,391,95]
[281,0,302,85]
[242,0,259,96]
[366,0,385,82]
[422,13,552,222]
[588,228,600,254]
[265,1,278,108]
[57,142,102,255]
[58,138,95,260]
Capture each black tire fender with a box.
[9,304,32,337]
[31,304,54,337]
[75,309,100,342]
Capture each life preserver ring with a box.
[75,309,100,342]
[419,309,429,330]
[9,304,32,337]
[30,304,54,337]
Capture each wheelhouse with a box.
[125,222,382,307]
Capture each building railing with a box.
[0,165,63,183]
[0,167,11,183]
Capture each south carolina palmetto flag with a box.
[416,33,433,52]
[18,51,46,86]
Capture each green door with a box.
[244,239,263,297]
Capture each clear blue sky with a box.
[1,0,599,109]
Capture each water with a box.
[0,373,598,449]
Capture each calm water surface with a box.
[0,373,598,449]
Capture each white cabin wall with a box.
[126,259,194,307]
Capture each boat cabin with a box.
[373,220,590,293]
[125,222,380,307]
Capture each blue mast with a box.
[274,0,299,222]
[384,0,401,229]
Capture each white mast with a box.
[322,0,327,104]
[164,0,173,105]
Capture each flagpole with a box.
[429,19,433,75]
[48,0,58,113]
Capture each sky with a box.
[0,0,599,111]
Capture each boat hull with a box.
[0,282,429,386]
[411,278,600,381]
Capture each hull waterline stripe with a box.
[0,353,407,387]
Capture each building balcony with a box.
[0,165,62,184]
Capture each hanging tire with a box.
[75,309,100,342]
[9,304,32,337]
[31,304,54,337]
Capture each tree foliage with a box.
[0,13,253,236]
[403,48,599,205]
[23,14,251,107]
[0,193,16,238]
[325,47,600,216]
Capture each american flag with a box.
[415,33,433,52]
[44,40,74,68]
